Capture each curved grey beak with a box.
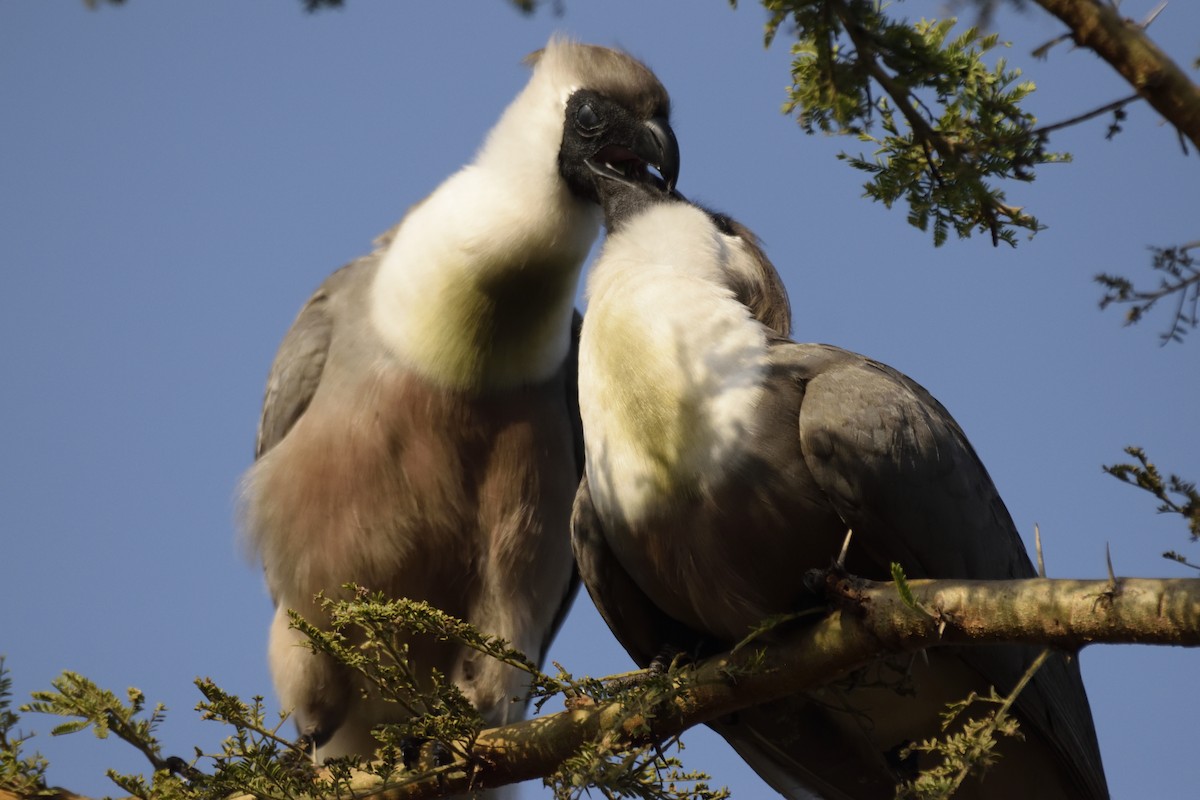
[637,116,679,192]
[585,115,681,196]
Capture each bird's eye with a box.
[575,103,602,136]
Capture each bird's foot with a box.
[648,644,689,676]
[160,754,203,783]
[399,736,453,772]
[271,734,323,780]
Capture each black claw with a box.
[398,735,454,772]
[429,739,453,768]
[802,567,825,594]
[885,740,920,780]
[649,644,688,675]
[399,736,423,771]
[162,755,203,783]
[297,720,335,752]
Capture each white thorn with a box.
[1140,1,1168,29]
[837,528,854,569]
[1035,522,1046,578]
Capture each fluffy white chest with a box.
[369,159,598,393]
[579,266,769,526]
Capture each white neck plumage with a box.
[369,65,599,393]
[579,202,771,524]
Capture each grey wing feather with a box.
[255,287,335,460]
[711,706,885,800]
[774,342,1025,578]
[254,260,369,459]
[573,471,865,799]
[571,474,707,667]
[778,341,1108,799]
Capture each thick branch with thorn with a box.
[1033,0,1200,151]
[97,575,1196,800]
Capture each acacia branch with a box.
[830,3,954,157]
[9,576,1197,800]
[295,576,1200,798]
[1033,0,1200,151]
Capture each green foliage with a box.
[891,563,940,626]
[1104,446,1200,542]
[1096,242,1200,344]
[192,679,352,800]
[313,591,728,798]
[5,591,728,800]
[552,738,728,800]
[891,562,917,609]
[0,659,54,798]
[292,591,490,756]
[544,659,729,800]
[25,675,161,744]
[895,649,1049,799]
[731,609,822,654]
[14,660,405,800]
[20,671,199,800]
[894,689,1020,799]
[762,1,1067,246]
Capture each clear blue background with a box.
[2,2,1196,797]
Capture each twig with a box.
[1032,93,1143,136]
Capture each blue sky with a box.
[2,2,1197,798]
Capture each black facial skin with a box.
[558,89,680,205]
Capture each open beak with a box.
[638,116,679,192]
[586,115,680,193]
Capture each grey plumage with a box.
[573,181,1108,799]
[706,209,792,337]
[241,38,677,771]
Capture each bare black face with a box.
[558,89,679,205]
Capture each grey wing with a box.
[254,266,352,459]
[571,474,709,668]
[709,700,892,800]
[780,342,1108,799]
[776,342,1028,579]
[574,471,862,800]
